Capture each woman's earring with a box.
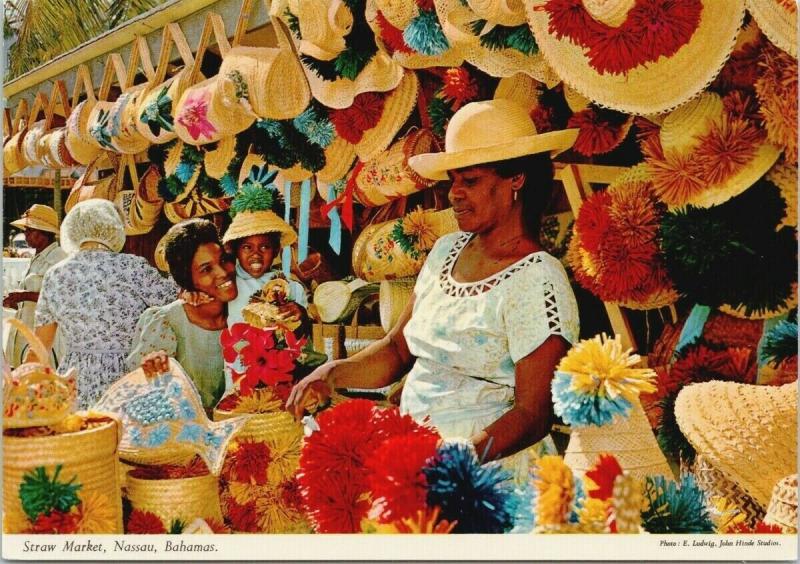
[513,191,518,202]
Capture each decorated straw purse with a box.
[36,81,78,169]
[21,92,50,167]
[64,154,120,213]
[2,320,123,534]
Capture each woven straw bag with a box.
[214,406,302,445]
[126,472,222,526]
[65,65,104,165]
[3,100,29,175]
[3,419,123,533]
[764,474,798,533]
[64,155,120,213]
[379,276,415,332]
[690,453,765,526]
[563,399,674,482]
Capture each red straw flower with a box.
[375,11,413,54]
[568,107,632,156]
[584,454,623,501]
[596,233,657,300]
[126,509,166,534]
[692,116,763,185]
[280,478,305,512]
[330,93,386,144]
[228,440,272,485]
[574,190,613,253]
[300,469,373,533]
[226,499,260,533]
[441,68,479,109]
[366,433,439,522]
[31,510,80,534]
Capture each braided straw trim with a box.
[746,0,797,57]
[126,473,222,525]
[564,399,673,481]
[691,454,764,526]
[2,420,123,533]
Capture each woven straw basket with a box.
[214,407,301,444]
[564,399,674,482]
[764,474,798,533]
[126,473,222,526]
[690,454,765,526]
[3,419,123,533]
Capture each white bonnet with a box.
[60,198,126,254]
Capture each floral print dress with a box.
[35,250,177,408]
[401,232,580,481]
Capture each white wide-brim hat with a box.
[408,98,578,181]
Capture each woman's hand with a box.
[141,350,170,378]
[286,362,338,420]
[179,289,215,306]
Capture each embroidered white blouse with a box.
[400,231,580,477]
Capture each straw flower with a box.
[177,90,217,142]
[708,496,747,533]
[441,68,478,109]
[577,498,609,530]
[364,506,456,534]
[265,431,303,485]
[76,491,117,533]
[232,388,283,414]
[534,455,574,526]
[403,207,438,251]
[755,43,798,164]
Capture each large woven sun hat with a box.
[61,198,126,254]
[675,381,797,509]
[494,72,542,109]
[65,100,103,165]
[316,137,358,183]
[435,0,559,85]
[351,128,438,207]
[10,204,60,234]
[222,209,297,248]
[353,207,458,282]
[173,75,256,145]
[641,91,781,209]
[691,453,765,526]
[276,0,405,109]
[763,474,798,533]
[217,18,310,121]
[568,165,679,310]
[409,98,578,181]
[526,0,746,115]
[86,100,118,151]
[747,0,797,57]
[365,0,465,69]
[379,276,415,332]
[136,69,195,145]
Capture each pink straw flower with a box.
[177,89,217,141]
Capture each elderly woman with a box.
[126,219,238,412]
[4,204,66,367]
[31,199,177,408]
[288,100,580,477]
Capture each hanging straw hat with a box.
[173,75,256,145]
[136,69,195,145]
[66,100,103,165]
[274,0,405,109]
[316,137,358,183]
[763,474,798,533]
[747,0,797,58]
[10,204,60,234]
[216,18,311,121]
[365,0,465,69]
[525,0,746,115]
[675,381,797,509]
[351,128,438,207]
[353,207,459,282]
[22,121,47,166]
[435,0,559,85]
[379,276,415,332]
[111,88,152,155]
[39,128,78,169]
[641,91,781,209]
[4,125,29,175]
[409,98,578,181]
[754,41,797,166]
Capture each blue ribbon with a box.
[282,180,292,277]
[298,179,311,263]
[327,186,342,255]
[674,304,711,357]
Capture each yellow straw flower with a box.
[578,498,609,530]
[556,333,656,401]
[265,431,303,485]
[76,491,118,533]
[534,456,574,526]
[708,496,747,533]
[403,207,438,251]
[363,507,456,534]
[233,388,283,414]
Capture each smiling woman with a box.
[126,219,238,412]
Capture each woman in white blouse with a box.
[288,100,580,477]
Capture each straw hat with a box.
[65,100,103,165]
[173,76,256,145]
[3,126,29,174]
[642,92,781,209]
[526,0,746,115]
[313,278,379,323]
[135,69,194,145]
[763,474,798,533]
[351,128,438,207]
[316,137,358,183]
[22,120,46,166]
[409,99,578,181]
[379,276,415,332]
[11,204,60,234]
[222,210,297,248]
[111,88,151,155]
[353,207,459,282]
[691,453,766,526]
[203,136,237,180]
[746,0,797,57]
[365,0,465,69]
[435,0,559,85]
[216,19,310,120]
[675,381,797,509]
[563,399,674,482]
[283,0,352,60]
